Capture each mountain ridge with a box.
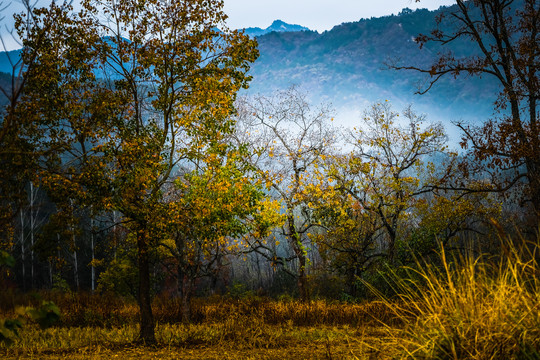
[244,5,502,131]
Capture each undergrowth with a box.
[0,291,395,328]
[0,319,397,359]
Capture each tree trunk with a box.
[30,182,35,289]
[529,171,540,230]
[288,216,309,301]
[137,230,155,344]
[73,248,79,291]
[181,274,193,324]
[346,267,358,298]
[91,219,95,292]
[297,252,308,301]
[20,209,25,291]
[48,260,53,288]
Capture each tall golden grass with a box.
[373,233,540,359]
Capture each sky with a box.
[1,0,456,50]
[223,0,457,32]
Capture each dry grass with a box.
[0,291,397,328]
[0,293,400,359]
[0,321,399,359]
[2,234,538,359]
[188,296,396,326]
[375,235,540,359]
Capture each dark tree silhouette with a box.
[400,0,539,226]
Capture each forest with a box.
[0,0,539,359]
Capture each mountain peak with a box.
[269,20,289,28]
[243,20,310,38]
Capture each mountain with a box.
[0,20,309,74]
[243,20,310,37]
[244,6,502,134]
[0,72,11,107]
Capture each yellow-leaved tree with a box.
[161,143,281,323]
[309,102,500,296]
[328,102,447,264]
[13,0,258,343]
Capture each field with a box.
[0,322,398,359]
[0,293,400,359]
[1,237,539,360]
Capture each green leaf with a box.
[0,318,23,345]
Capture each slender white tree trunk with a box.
[30,182,35,288]
[73,248,79,290]
[91,218,95,292]
[72,223,79,290]
[49,259,53,288]
[69,195,79,291]
[53,233,62,288]
[113,211,118,260]
[20,208,26,290]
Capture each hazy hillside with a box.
[245,6,502,131]
[0,50,21,78]
[0,72,11,108]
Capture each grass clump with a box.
[379,235,540,360]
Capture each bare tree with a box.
[397,0,539,226]
[235,86,337,300]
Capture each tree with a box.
[0,0,75,144]
[13,0,258,343]
[306,182,385,297]
[406,189,501,262]
[309,104,500,296]
[400,0,539,227]
[326,102,447,265]
[235,87,337,300]
[161,144,278,322]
